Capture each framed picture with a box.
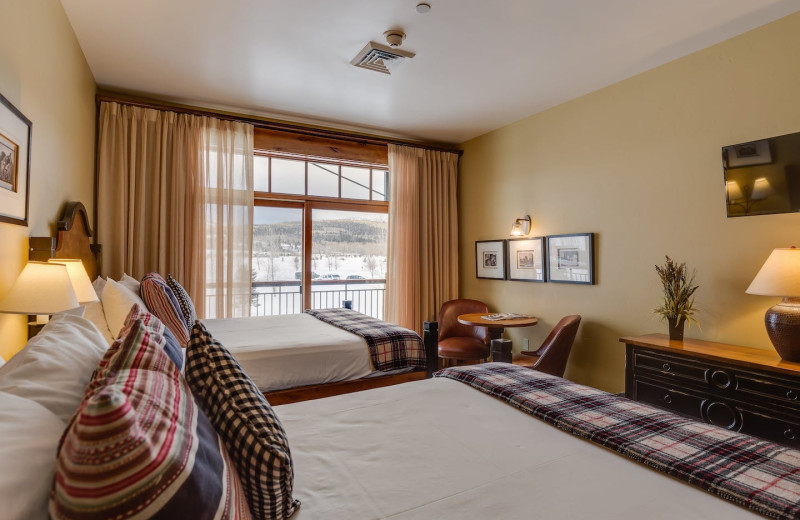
[475,240,506,280]
[722,139,772,169]
[0,92,31,226]
[507,237,545,282]
[546,233,595,285]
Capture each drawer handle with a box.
[662,363,671,372]
[787,390,798,401]
[663,394,672,404]
[785,429,796,440]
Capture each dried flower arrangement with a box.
[654,256,699,340]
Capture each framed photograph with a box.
[722,139,772,169]
[0,92,31,226]
[507,237,545,282]
[546,233,595,285]
[475,240,506,280]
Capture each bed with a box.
[29,201,438,404]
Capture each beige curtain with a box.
[385,144,459,333]
[201,119,254,319]
[97,101,253,319]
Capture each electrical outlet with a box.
[522,338,529,350]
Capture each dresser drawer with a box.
[740,409,800,449]
[632,350,708,384]
[633,379,704,420]
[735,373,800,409]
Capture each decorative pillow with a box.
[101,277,146,338]
[91,276,106,298]
[140,272,190,345]
[167,274,198,329]
[186,322,300,520]
[50,319,252,520]
[0,313,109,422]
[0,392,66,520]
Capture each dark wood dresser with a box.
[620,334,800,448]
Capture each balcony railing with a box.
[249,279,386,319]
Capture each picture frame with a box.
[546,233,595,285]
[0,92,31,226]
[507,236,546,282]
[475,240,506,280]
[722,139,772,169]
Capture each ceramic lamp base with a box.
[765,297,800,362]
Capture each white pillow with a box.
[101,278,146,338]
[0,392,65,520]
[92,276,106,298]
[0,313,108,422]
[119,273,140,294]
[84,301,114,345]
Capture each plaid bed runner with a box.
[436,363,800,519]
[304,308,425,372]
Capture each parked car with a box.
[346,275,365,280]
[295,271,320,279]
[320,274,341,280]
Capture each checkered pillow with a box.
[167,274,197,330]
[186,322,300,520]
[139,272,190,345]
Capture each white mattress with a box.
[201,314,373,392]
[276,378,761,520]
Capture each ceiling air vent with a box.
[351,30,415,75]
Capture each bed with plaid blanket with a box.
[304,308,425,372]
[436,363,800,519]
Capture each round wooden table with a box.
[457,313,538,341]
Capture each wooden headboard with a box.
[29,201,102,279]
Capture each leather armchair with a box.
[438,299,491,363]
[515,315,581,377]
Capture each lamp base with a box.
[765,298,800,362]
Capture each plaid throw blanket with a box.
[436,363,800,519]
[304,308,425,372]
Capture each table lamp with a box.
[48,259,98,304]
[0,262,79,332]
[746,247,800,361]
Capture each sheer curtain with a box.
[385,144,459,333]
[97,101,253,319]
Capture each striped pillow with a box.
[186,322,300,520]
[167,274,197,329]
[139,272,190,345]
[50,319,252,520]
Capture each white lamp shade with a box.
[48,259,98,304]
[725,180,743,201]
[751,177,775,201]
[0,262,79,315]
[746,248,800,297]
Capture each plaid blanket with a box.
[304,308,425,372]
[436,363,800,519]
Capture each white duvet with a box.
[201,314,373,392]
[277,378,761,520]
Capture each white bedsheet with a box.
[276,378,761,520]
[201,314,373,392]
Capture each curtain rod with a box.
[96,93,463,156]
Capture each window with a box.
[252,152,389,318]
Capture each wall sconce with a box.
[510,215,531,236]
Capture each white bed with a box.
[201,314,374,392]
[279,377,761,519]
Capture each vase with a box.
[667,317,686,341]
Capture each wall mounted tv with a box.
[723,131,800,217]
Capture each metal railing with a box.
[249,279,386,319]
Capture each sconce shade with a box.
[510,215,531,236]
[0,262,79,315]
[750,177,775,201]
[747,247,800,361]
[725,181,743,202]
[48,259,98,304]
[746,248,800,297]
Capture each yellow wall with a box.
[459,12,800,392]
[0,0,96,360]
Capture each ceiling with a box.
[60,0,800,144]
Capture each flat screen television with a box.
[722,130,800,217]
